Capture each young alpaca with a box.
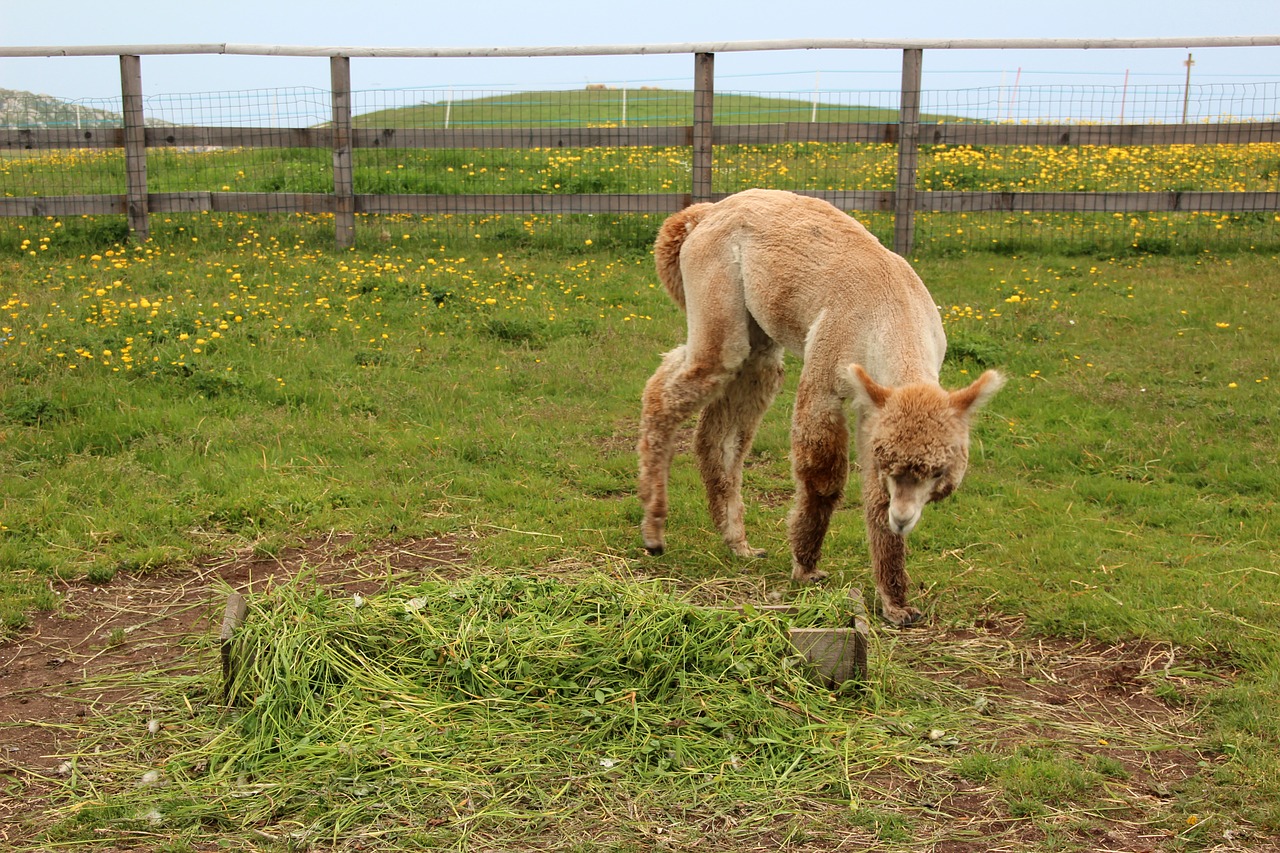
[637,189,1003,626]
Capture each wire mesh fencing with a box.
[907,81,1280,253]
[2,77,1277,255]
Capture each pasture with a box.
[1,191,1278,848]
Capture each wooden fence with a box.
[2,37,1279,254]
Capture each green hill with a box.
[353,87,963,129]
[1,86,963,131]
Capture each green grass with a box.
[2,208,1278,849]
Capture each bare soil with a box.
[0,536,1272,851]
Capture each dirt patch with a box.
[874,616,1250,852]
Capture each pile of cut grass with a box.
[43,573,893,848]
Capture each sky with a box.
[2,0,1277,119]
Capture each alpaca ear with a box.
[843,364,892,411]
[950,370,1005,415]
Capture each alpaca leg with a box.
[787,379,850,583]
[694,343,785,558]
[863,471,923,626]
[638,343,745,555]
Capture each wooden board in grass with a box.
[219,592,247,701]
[788,625,867,688]
[790,588,868,687]
[736,588,870,686]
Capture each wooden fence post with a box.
[692,52,715,204]
[119,55,149,242]
[331,56,356,249]
[894,48,923,257]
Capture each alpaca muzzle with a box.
[885,476,934,536]
[888,505,923,536]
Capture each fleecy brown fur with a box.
[637,189,1004,626]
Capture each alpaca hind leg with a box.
[863,472,923,626]
[694,343,785,558]
[787,381,850,582]
[638,344,742,555]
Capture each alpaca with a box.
[637,189,1003,626]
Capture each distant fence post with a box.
[692,52,714,204]
[119,54,149,242]
[330,56,356,249]
[894,48,923,256]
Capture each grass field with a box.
[1,204,1277,850]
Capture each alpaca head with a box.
[846,365,1004,536]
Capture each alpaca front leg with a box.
[863,473,923,626]
[788,399,849,583]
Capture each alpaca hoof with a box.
[791,567,829,584]
[643,543,665,557]
[882,605,924,627]
[731,544,768,559]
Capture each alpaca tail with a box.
[653,202,715,310]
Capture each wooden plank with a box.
[692,52,714,203]
[220,592,248,701]
[714,122,899,146]
[789,628,866,687]
[8,120,1271,154]
[920,121,1280,147]
[894,48,923,255]
[353,126,690,150]
[0,195,126,216]
[5,35,1280,60]
[1,128,123,150]
[733,588,869,686]
[795,190,897,212]
[355,192,686,215]
[918,190,1280,213]
[8,120,1270,155]
[788,588,870,687]
[219,592,248,643]
[705,190,895,212]
[119,55,149,241]
[146,126,327,149]
[4,190,1272,221]
[149,191,336,214]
